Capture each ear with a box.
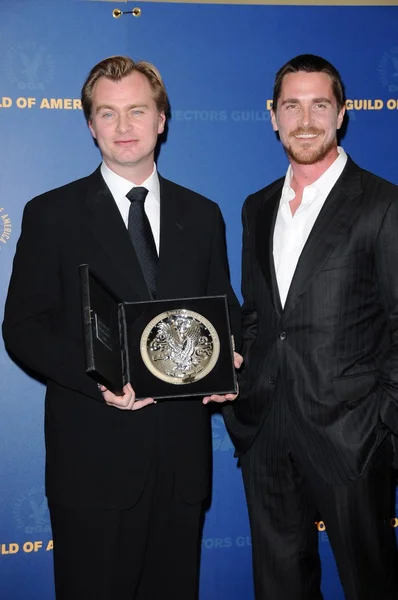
[88,120,96,139]
[336,106,345,130]
[158,112,166,135]
[270,108,278,132]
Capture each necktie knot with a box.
[127,186,148,204]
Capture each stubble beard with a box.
[283,128,337,165]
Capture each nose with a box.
[300,105,312,128]
[115,114,131,134]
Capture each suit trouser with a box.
[240,399,398,600]
[49,406,203,600]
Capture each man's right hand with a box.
[99,383,155,411]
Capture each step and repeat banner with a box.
[0,1,397,599]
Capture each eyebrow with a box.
[95,103,149,113]
[281,97,332,106]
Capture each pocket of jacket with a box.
[321,252,366,271]
[332,370,378,406]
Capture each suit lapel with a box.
[83,167,150,300]
[283,157,364,321]
[156,175,186,299]
[256,182,283,316]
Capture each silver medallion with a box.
[140,309,220,384]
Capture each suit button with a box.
[279,331,287,341]
[268,376,276,385]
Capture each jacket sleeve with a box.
[374,195,398,437]
[240,196,258,365]
[206,203,242,351]
[2,198,101,400]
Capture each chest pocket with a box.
[321,252,367,271]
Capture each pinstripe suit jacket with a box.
[224,157,398,484]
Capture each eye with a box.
[101,111,114,118]
[131,109,144,116]
[313,103,328,110]
[285,104,299,110]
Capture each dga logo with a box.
[378,47,398,93]
[0,207,12,248]
[4,41,55,90]
[212,414,234,452]
[13,485,51,535]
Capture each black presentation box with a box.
[79,265,237,399]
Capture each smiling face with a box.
[271,71,345,166]
[88,71,165,183]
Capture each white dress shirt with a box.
[100,162,161,255]
[273,147,347,307]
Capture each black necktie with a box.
[127,186,158,298]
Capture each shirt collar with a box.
[100,162,160,204]
[281,147,348,205]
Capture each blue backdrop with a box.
[0,1,397,599]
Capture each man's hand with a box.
[99,383,155,410]
[202,352,243,405]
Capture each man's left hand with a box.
[202,352,243,405]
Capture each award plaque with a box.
[140,309,220,385]
[80,265,237,399]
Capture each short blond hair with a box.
[81,55,169,121]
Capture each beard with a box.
[283,127,337,165]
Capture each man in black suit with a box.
[224,54,398,600]
[3,56,241,600]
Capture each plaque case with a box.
[79,264,237,399]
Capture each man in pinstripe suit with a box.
[224,54,398,600]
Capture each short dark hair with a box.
[272,54,345,112]
[81,55,170,122]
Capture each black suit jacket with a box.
[224,157,398,484]
[3,167,241,509]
